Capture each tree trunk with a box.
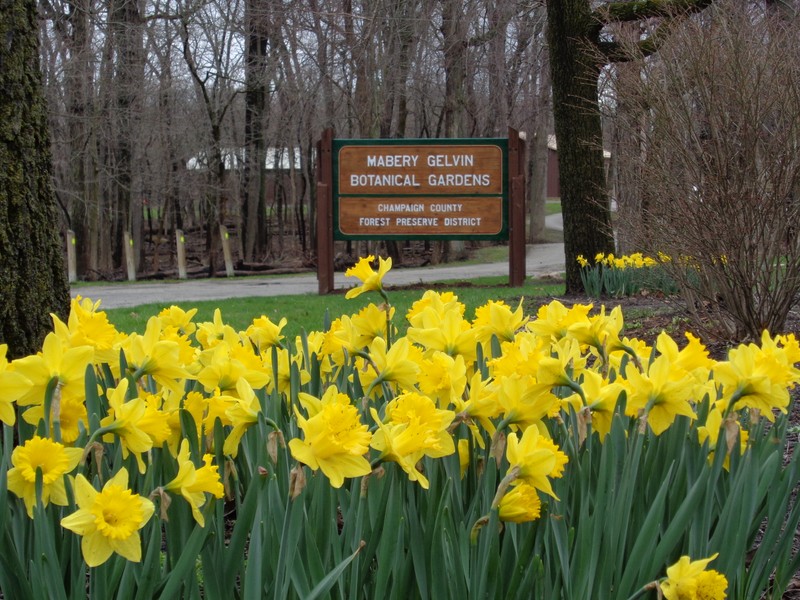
[242,0,269,262]
[546,0,614,293]
[0,0,70,357]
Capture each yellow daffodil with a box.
[656,331,716,396]
[472,299,528,344]
[64,297,125,367]
[7,435,83,517]
[370,391,455,488]
[0,343,30,425]
[496,374,559,430]
[137,392,173,450]
[488,333,549,379]
[100,379,153,473]
[60,468,155,567]
[452,372,501,442]
[22,392,88,444]
[418,351,467,408]
[697,406,748,470]
[223,378,262,457]
[344,255,392,299]
[505,426,568,499]
[498,482,542,523]
[120,317,192,396]
[406,306,478,363]
[164,439,224,526]
[245,315,287,352]
[195,308,240,349]
[527,300,593,342]
[659,553,728,600]
[623,354,697,435]
[196,343,270,395]
[566,305,625,359]
[713,341,790,421]
[564,370,624,441]
[265,347,311,395]
[535,337,586,389]
[406,290,465,328]
[288,386,372,488]
[458,438,470,478]
[754,330,800,389]
[12,331,93,406]
[368,336,421,393]
[158,305,198,336]
[348,303,394,349]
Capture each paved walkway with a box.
[71,216,565,310]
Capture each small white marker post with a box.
[220,225,234,277]
[124,231,136,281]
[67,229,77,283]
[176,229,188,279]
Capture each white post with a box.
[66,229,77,283]
[220,225,235,277]
[176,229,188,279]
[124,231,136,281]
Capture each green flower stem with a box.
[565,378,587,406]
[625,580,660,600]
[620,344,644,373]
[470,466,520,545]
[83,423,119,452]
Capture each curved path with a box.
[71,216,564,310]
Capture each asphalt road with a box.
[70,215,565,310]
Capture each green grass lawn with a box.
[105,276,565,340]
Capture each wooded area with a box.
[37,0,557,280]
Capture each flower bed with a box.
[0,256,798,598]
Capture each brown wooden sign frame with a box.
[316,128,526,293]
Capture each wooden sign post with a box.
[316,128,527,293]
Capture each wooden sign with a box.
[316,129,527,294]
[332,139,508,240]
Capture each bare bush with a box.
[614,1,800,340]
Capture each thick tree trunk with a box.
[242,0,269,262]
[0,0,70,357]
[546,0,615,294]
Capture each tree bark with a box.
[546,0,615,293]
[0,0,70,357]
[242,0,270,262]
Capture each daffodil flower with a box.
[99,379,154,474]
[0,343,31,425]
[498,482,542,523]
[659,553,728,600]
[164,439,224,526]
[7,435,83,517]
[288,386,372,488]
[505,426,568,499]
[344,255,392,299]
[61,468,155,567]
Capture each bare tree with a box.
[176,0,244,275]
[615,1,800,338]
[545,0,717,294]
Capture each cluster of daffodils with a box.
[577,251,678,298]
[0,255,797,598]
[578,252,659,270]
